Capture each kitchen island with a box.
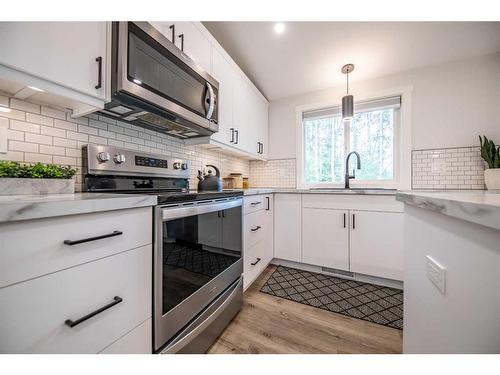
[396,190,500,354]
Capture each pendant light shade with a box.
[341,64,355,122]
[342,94,353,120]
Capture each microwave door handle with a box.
[205,82,215,120]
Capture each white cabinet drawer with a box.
[0,207,152,288]
[100,318,152,354]
[244,209,267,249]
[0,245,152,354]
[243,195,266,214]
[244,240,266,290]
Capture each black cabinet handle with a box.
[95,56,102,90]
[234,130,239,144]
[65,296,122,328]
[63,230,123,246]
[250,201,261,206]
[343,213,346,228]
[257,142,260,154]
[260,142,264,154]
[178,34,184,51]
[352,213,356,229]
[266,196,270,211]
[230,128,234,143]
[169,24,176,42]
[251,226,261,232]
[251,258,261,266]
[222,210,225,218]
[217,211,221,218]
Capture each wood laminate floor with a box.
[208,265,403,354]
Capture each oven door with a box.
[112,22,219,137]
[154,197,243,352]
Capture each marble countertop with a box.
[396,190,500,231]
[0,193,157,223]
[237,188,398,196]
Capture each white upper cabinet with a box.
[150,22,211,74]
[0,22,109,107]
[211,48,234,145]
[175,22,211,73]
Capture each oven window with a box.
[161,206,242,315]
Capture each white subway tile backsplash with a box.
[10,120,40,134]
[249,158,296,188]
[1,96,250,192]
[412,147,484,190]
[26,113,54,126]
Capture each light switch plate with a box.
[426,255,446,294]
[0,117,8,154]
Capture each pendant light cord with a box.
[346,71,349,95]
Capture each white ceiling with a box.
[203,22,500,101]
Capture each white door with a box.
[174,22,211,73]
[274,194,302,262]
[257,96,269,158]
[302,208,349,271]
[350,210,404,281]
[211,47,234,145]
[0,22,108,100]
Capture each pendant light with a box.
[341,63,355,122]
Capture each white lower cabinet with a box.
[350,210,404,281]
[274,193,404,282]
[274,194,302,262]
[100,318,152,354]
[0,245,152,354]
[302,208,349,271]
[243,194,273,290]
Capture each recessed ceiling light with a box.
[28,86,44,92]
[133,78,142,85]
[0,106,11,113]
[274,23,285,34]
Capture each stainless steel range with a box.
[83,144,243,353]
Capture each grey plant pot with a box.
[0,178,75,195]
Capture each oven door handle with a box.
[161,198,242,221]
[160,278,242,354]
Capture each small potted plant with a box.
[0,161,77,195]
[479,135,500,190]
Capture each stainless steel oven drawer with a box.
[159,277,243,354]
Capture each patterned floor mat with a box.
[260,266,403,330]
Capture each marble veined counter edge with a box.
[240,188,398,196]
[396,190,500,231]
[0,193,157,223]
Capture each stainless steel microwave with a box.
[101,22,219,139]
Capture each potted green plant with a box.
[479,135,500,190]
[0,161,77,195]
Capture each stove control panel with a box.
[85,144,190,178]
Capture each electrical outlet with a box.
[0,117,8,154]
[426,255,446,294]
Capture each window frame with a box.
[296,87,412,190]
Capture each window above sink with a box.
[296,89,412,190]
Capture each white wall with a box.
[269,53,500,160]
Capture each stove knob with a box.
[97,152,110,162]
[181,163,188,170]
[173,162,181,170]
[114,154,126,164]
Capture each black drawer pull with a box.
[251,226,261,232]
[250,201,261,206]
[95,56,102,89]
[63,230,123,246]
[65,296,122,328]
[251,258,261,266]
